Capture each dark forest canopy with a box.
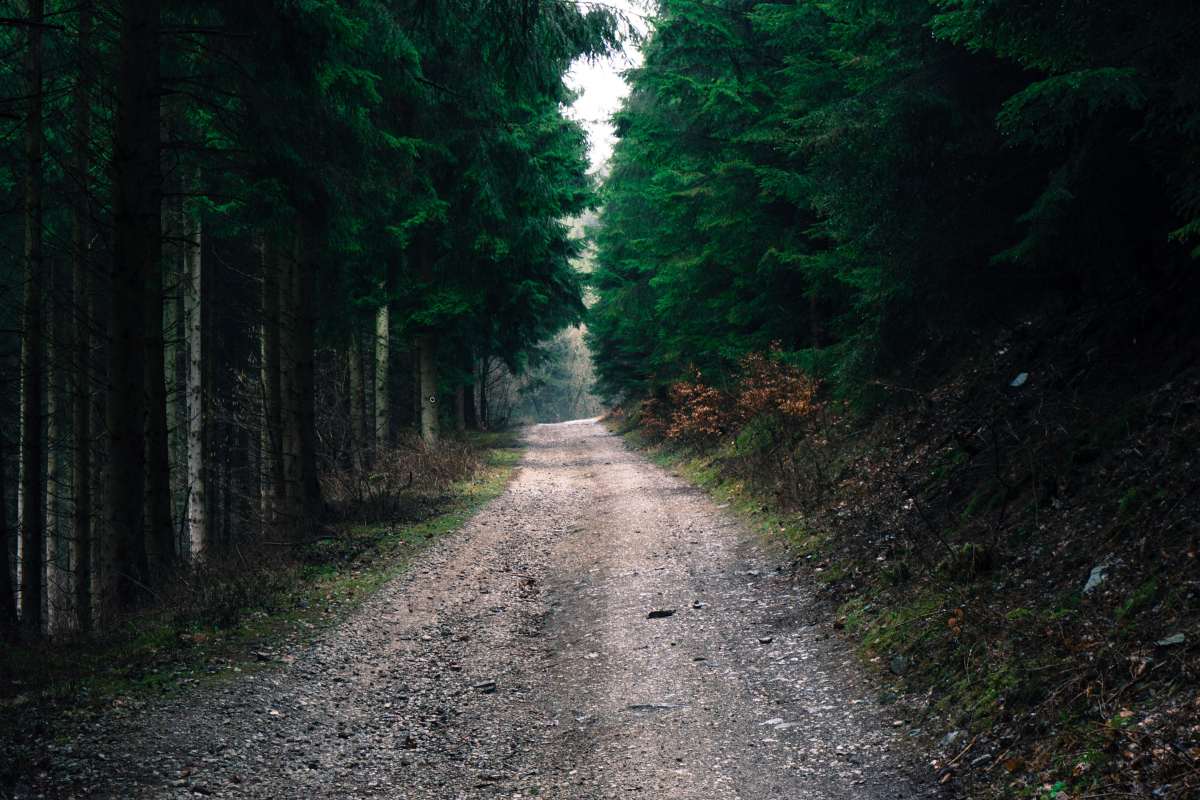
[587,0,1200,399]
[0,0,620,631]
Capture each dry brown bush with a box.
[320,432,480,524]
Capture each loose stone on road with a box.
[103,420,927,798]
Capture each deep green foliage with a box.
[589,0,1200,399]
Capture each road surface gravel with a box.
[89,420,933,799]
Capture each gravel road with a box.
[89,420,932,799]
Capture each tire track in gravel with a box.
[94,419,931,800]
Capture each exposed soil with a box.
[69,420,933,799]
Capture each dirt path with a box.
[90,420,930,799]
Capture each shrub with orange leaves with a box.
[664,372,730,450]
[732,350,821,431]
[638,396,673,441]
[635,353,825,459]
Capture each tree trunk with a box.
[278,234,297,517]
[202,252,217,547]
[70,2,93,631]
[472,357,482,429]
[101,0,160,621]
[184,170,204,557]
[374,304,389,447]
[260,232,284,522]
[70,1,94,631]
[161,98,185,559]
[292,227,320,512]
[412,348,421,430]
[88,282,103,622]
[465,383,478,430]
[46,260,65,630]
[20,0,45,632]
[348,320,366,473]
[145,238,173,576]
[419,333,438,444]
[454,382,465,430]
[0,435,17,633]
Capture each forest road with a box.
[105,420,930,800]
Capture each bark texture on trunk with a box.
[412,349,421,429]
[419,333,438,444]
[47,262,65,629]
[260,232,284,522]
[374,304,389,446]
[292,227,320,512]
[279,234,297,516]
[161,102,184,558]
[454,382,465,430]
[470,357,484,429]
[465,383,478,430]
[101,0,160,620]
[145,243,173,575]
[184,171,204,557]
[71,2,93,630]
[0,438,17,632]
[201,253,217,546]
[349,320,367,472]
[20,0,45,631]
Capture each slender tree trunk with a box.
[278,234,297,516]
[374,304,389,446]
[145,240,173,575]
[201,253,217,546]
[292,227,320,511]
[454,382,465,430]
[164,217,184,541]
[412,348,421,429]
[218,418,230,545]
[47,261,65,630]
[0,437,17,633]
[71,240,91,630]
[234,422,250,538]
[161,99,185,557]
[101,0,160,621]
[260,233,284,522]
[419,333,438,444]
[348,320,366,472]
[20,0,45,632]
[478,358,489,429]
[465,383,478,430]
[184,170,204,557]
[89,282,103,622]
[71,2,93,632]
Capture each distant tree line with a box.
[0,0,618,633]
[589,0,1200,397]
